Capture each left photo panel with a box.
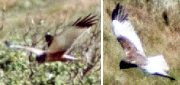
[0,0,100,84]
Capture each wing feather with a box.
[112,3,146,66]
[72,14,98,28]
[117,36,147,65]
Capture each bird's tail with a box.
[112,3,128,22]
[4,41,44,55]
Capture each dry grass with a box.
[103,0,180,84]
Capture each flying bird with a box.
[111,3,175,80]
[5,14,98,63]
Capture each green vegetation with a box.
[104,0,180,85]
[0,0,100,85]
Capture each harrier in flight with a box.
[111,3,175,80]
[5,14,97,63]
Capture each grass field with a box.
[0,0,100,84]
[103,0,180,85]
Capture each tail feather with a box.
[112,3,128,22]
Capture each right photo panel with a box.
[103,0,179,84]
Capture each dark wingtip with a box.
[153,73,176,81]
[169,77,176,81]
[166,76,176,81]
[119,60,138,69]
[72,14,98,28]
[112,3,128,22]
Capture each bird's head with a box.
[45,32,53,46]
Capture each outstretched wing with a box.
[4,41,44,55]
[153,73,175,81]
[117,36,147,66]
[144,55,170,74]
[112,3,147,66]
[72,14,98,28]
[144,55,175,80]
[5,41,78,63]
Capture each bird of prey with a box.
[5,14,97,63]
[111,3,175,80]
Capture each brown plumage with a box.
[117,36,147,66]
[6,14,98,63]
